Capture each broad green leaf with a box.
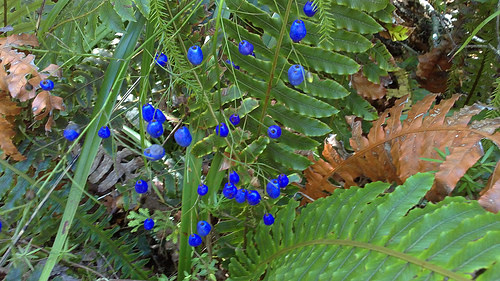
[191,128,251,158]
[272,81,339,118]
[263,143,312,171]
[329,29,373,52]
[267,104,331,136]
[345,93,378,120]
[298,77,350,99]
[370,41,398,71]
[100,2,125,32]
[330,5,383,34]
[225,0,281,38]
[240,136,270,162]
[333,0,389,12]
[133,0,150,17]
[230,173,500,280]
[292,44,360,75]
[113,0,136,22]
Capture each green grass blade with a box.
[177,127,204,281]
[39,14,146,281]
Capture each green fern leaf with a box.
[330,4,383,34]
[113,0,137,22]
[267,104,331,136]
[240,136,270,163]
[293,44,359,75]
[230,173,500,280]
[262,143,312,171]
[333,0,389,13]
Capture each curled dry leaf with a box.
[416,40,453,93]
[304,94,500,204]
[0,33,63,159]
[0,91,24,160]
[351,71,387,100]
[478,156,500,213]
[32,91,65,131]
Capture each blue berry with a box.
[142,103,155,122]
[223,182,237,199]
[98,126,111,139]
[197,220,212,236]
[303,1,318,17]
[144,218,155,230]
[278,174,289,188]
[266,179,280,199]
[144,144,165,161]
[135,179,148,194]
[229,171,240,184]
[225,59,240,70]
[288,64,305,86]
[174,126,192,147]
[187,45,203,65]
[198,184,208,196]
[154,109,166,123]
[147,121,164,138]
[246,190,261,205]
[189,233,202,247]
[263,213,275,225]
[40,79,54,91]
[268,125,282,139]
[229,114,240,126]
[155,52,168,67]
[290,19,307,43]
[0,221,2,232]
[235,189,247,203]
[238,40,254,56]
[215,122,229,137]
[64,124,80,141]
[251,52,256,57]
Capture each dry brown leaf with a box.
[0,117,25,161]
[32,91,65,131]
[478,162,500,213]
[351,71,387,100]
[0,33,39,47]
[416,40,453,93]
[305,94,500,203]
[0,89,24,160]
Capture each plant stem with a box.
[177,127,204,281]
[257,0,294,135]
[39,14,146,281]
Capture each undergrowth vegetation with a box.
[0,0,499,280]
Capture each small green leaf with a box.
[370,41,398,71]
[331,5,383,34]
[263,143,312,171]
[113,0,136,22]
[292,44,360,75]
[133,0,150,17]
[298,78,350,99]
[100,2,125,32]
[273,81,339,118]
[329,29,373,52]
[267,104,331,136]
[240,137,270,162]
[333,0,389,12]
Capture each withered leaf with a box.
[478,162,500,213]
[305,94,500,203]
[352,71,387,100]
[32,91,65,131]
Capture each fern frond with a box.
[230,173,500,280]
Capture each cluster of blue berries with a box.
[189,220,212,247]
[142,103,166,138]
[220,170,289,225]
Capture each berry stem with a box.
[257,0,294,135]
[177,127,204,281]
